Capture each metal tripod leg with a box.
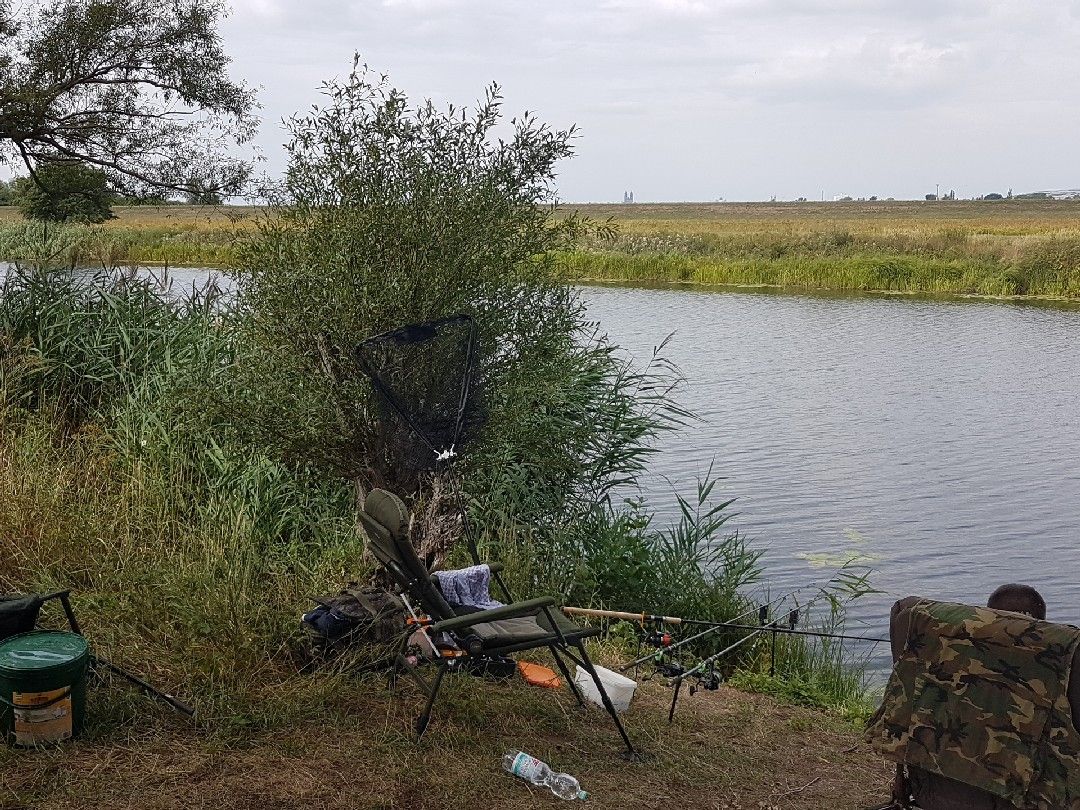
[575,643,636,756]
[415,662,448,738]
[549,645,586,708]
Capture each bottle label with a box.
[510,752,544,781]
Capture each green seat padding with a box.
[366,490,409,540]
[470,616,551,644]
[470,607,591,646]
[356,510,399,568]
[536,607,587,636]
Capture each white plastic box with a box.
[573,665,637,713]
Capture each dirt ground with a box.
[0,673,891,810]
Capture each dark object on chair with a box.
[0,594,47,640]
[1,591,83,642]
[357,488,636,755]
[866,597,1080,810]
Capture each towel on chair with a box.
[434,564,504,611]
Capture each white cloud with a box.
[215,0,1080,201]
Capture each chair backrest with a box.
[358,489,456,621]
[883,596,1080,810]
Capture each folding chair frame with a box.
[361,494,637,756]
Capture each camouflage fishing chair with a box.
[357,488,636,755]
[865,597,1080,810]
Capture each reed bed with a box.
[4,200,1080,299]
[560,201,1080,298]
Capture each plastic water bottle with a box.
[502,750,588,800]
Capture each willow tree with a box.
[0,0,257,197]
[230,59,600,566]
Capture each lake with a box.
[582,282,1080,669]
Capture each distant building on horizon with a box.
[622,190,634,203]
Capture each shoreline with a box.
[6,257,1080,308]
[573,276,1080,307]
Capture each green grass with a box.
[558,202,1080,298]
[6,200,1080,300]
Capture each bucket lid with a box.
[0,631,89,675]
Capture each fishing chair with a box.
[357,488,637,755]
[866,597,1080,810]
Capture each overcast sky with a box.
[215,1,1080,201]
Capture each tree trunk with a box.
[410,470,462,571]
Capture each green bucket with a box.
[0,631,89,746]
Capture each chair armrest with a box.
[431,597,556,633]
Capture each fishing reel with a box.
[689,670,722,695]
[643,628,674,649]
[653,660,685,679]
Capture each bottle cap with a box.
[577,790,589,800]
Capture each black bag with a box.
[0,595,45,641]
[301,586,405,647]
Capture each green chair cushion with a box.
[469,616,551,644]
[468,607,590,647]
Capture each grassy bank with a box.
[5,200,1080,299]
[0,267,870,719]
[562,200,1080,298]
[0,677,889,810]
[0,205,250,267]
[0,267,874,810]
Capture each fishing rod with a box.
[667,609,800,722]
[565,593,795,674]
[564,595,785,630]
[615,599,786,673]
[687,621,886,644]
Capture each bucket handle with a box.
[0,687,72,711]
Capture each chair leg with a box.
[389,631,416,692]
[575,643,636,757]
[415,662,448,738]
[549,645,586,708]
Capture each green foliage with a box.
[13,163,115,223]
[231,59,594,491]
[0,266,203,422]
[184,179,224,206]
[0,0,256,196]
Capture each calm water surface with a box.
[582,283,1080,670]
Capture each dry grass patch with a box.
[0,668,890,810]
